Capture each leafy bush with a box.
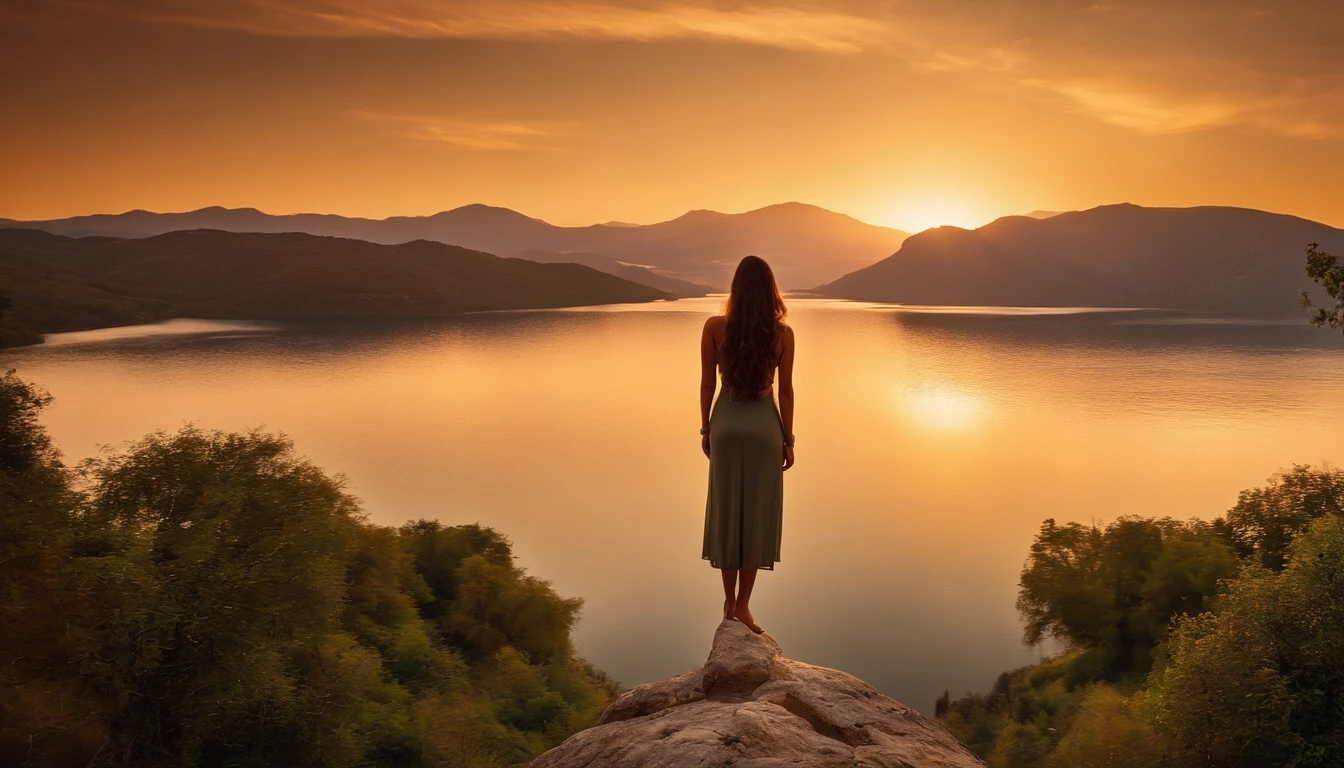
[941,466,1344,767]
[0,371,616,767]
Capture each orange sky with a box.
[3,1,1342,232]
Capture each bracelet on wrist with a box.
[699,426,711,436]
[784,435,795,448]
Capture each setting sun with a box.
[888,198,993,234]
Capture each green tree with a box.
[1302,242,1344,331]
[399,521,582,666]
[0,371,109,766]
[413,693,513,768]
[946,468,1344,768]
[0,374,616,767]
[1045,686,1162,768]
[1016,516,1230,679]
[1148,516,1344,767]
[1016,519,1110,647]
[1129,530,1240,671]
[400,520,514,619]
[1223,465,1344,570]
[989,722,1051,768]
[400,521,615,753]
[82,428,375,766]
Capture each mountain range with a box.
[0,202,910,292]
[0,229,668,346]
[816,204,1342,311]
[2,202,1337,343]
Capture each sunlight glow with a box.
[890,198,991,233]
[902,386,986,430]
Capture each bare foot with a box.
[733,606,764,634]
[723,598,736,621]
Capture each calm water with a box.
[7,299,1344,714]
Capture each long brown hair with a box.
[721,255,787,401]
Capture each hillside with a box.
[815,204,1344,311]
[0,229,669,345]
[3,202,908,290]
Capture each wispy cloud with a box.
[1020,77,1344,139]
[891,2,1344,141]
[354,111,576,151]
[83,0,890,53]
[1018,78,1244,134]
[64,0,1344,140]
[910,52,974,74]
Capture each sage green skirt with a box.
[702,392,784,570]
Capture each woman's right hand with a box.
[701,435,711,459]
[782,444,795,471]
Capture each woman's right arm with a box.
[700,318,718,458]
[778,326,795,470]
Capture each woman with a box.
[700,255,795,635]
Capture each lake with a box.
[6,297,1344,714]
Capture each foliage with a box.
[0,372,616,767]
[943,466,1344,767]
[1045,685,1162,768]
[937,652,1082,760]
[1016,516,1237,679]
[1223,464,1344,569]
[1302,242,1344,331]
[0,371,109,765]
[1148,516,1344,767]
[988,722,1051,768]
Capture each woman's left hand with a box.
[782,444,795,471]
[702,435,711,459]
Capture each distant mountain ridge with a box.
[2,202,909,290]
[0,228,669,346]
[816,204,1343,311]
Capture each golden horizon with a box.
[3,2,1341,231]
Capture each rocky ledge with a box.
[532,620,985,767]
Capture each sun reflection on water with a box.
[902,386,986,430]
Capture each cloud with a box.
[1018,78,1245,134]
[80,0,890,53]
[1019,77,1344,139]
[61,0,1344,140]
[353,112,576,151]
[910,52,975,74]
[891,1,1344,141]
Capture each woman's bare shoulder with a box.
[703,315,727,332]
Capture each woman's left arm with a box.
[778,326,795,470]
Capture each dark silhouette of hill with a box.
[816,204,1344,310]
[0,229,668,345]
[0,231,163,345]
[3,202,908,290]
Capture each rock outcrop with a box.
[532,620,985,768]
